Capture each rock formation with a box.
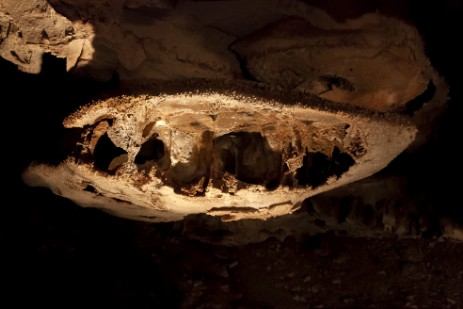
[22,83,416,221]
[1,1,450,227]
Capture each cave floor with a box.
[7,186,463,308]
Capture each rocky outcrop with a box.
[0,0,79,73]
[2,0,449,225]
[22,82,416,222]
[0,0,447,132]
[0,1,443,106]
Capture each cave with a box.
[4,0,463,308]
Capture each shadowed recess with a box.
[134,134,165,165]
[93,133,128,172]
[296,146,355,188]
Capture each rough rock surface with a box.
[1,0,449,227]
[23,83,416,222]
[5,1,463,308]
[1,0,445,108]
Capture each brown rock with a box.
[23,83,416,222]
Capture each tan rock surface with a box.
[2,0,447,222]
[0,1,441,98]
[23,84,416,222]
[230,16,433,112]
[1,0,447,135]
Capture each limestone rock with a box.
[0,0,77,73]
[4,0,447,223]
[23,82,416,222]
[230,16,433,112]
[1,0,447,138]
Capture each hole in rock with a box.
[93,133,127,172]
[332,146,356,177]
[139,215,157,219]
[135,135,165,165]
[296,147,355,188]
[213,132,282,189]
[83,184,97,194]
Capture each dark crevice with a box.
[93,133,127,173]
[85,129,353,195]
[61,127,87,164]
[209,207,259,214]
[83,184,97,194]
[111,197,129,203]
[265,178,281,191]
[81,128,353,195]
[41,29,49,41]
[228,49,258,81]
[296,147,355,188]
[10,50,26,64]
[64,26,75,36]
[296,151,331,187]
[134,134,165,165]
[403,80,436,115]
[332,146,356,177]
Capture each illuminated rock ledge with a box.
[3,0,448,224]
[23,84,416,222]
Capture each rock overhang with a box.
[23,83,417,222]
[1,0,448,223]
